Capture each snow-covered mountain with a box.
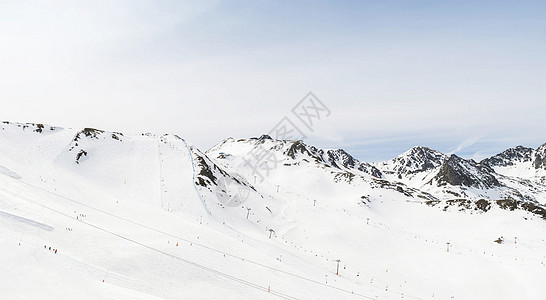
[481,144,546,183]
[1,121,546,299]
[208,136,546,216]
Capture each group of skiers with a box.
[44,245,58,254]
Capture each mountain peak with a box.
[408,145,440,153]
[481,146,534,167]
[403,146,446,160]
[258,134,273,141]
[383,146,447,175]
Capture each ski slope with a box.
[1,122,546,299]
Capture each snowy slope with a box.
[1,122,546,299]
[206,136,546,298]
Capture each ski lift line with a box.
[2,188,297,300]
[7,180,527,300]
[22,189,428,300]
[157,140,165,210]
[10,170,427,300]
[359,213,537,263]
[8,181,378,300]
[159,137,251,256]
[283,235,418,299]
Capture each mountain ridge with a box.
[2,120,546,216]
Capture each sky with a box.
[1,0,545,162]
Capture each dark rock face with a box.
[71,128,123,143]
[475,199,492,212]
[325,149,356,169]
[285,141,317,160]
[481,146,534,167]
[481,143,546,170]
[34,124,44,133]
[282,141,383,177]
[194,155,218,187]
[323,148,383,177]
[433,155,501,188]
[75,149,88,164]
[81,128,105,139]
[432,199,491,212]
[496,199,546,220]
[258,134,273,141]
[356,163,383,178]
[1,121,57,133]
[427,197,546,220]
[534,144,546,170]
[68,128,123,164]
[534,155,546,169]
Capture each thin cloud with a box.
[447,135,483,156]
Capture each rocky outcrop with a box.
[433,155,500,188]
[481,146,534,167]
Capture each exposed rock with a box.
[534,143,546,170]
[481,146,534,167]
[433,155,500,188]
[392,146,446,174]
[285,141,317,160]
[75,149,88,164]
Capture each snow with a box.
[1,123,546,299]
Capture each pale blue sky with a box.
[1,1,545,161]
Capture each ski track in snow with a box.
[0,210,53,231]
[0,165,22,179]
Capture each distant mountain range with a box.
[2,121,546,221]
[207,134,546,219]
